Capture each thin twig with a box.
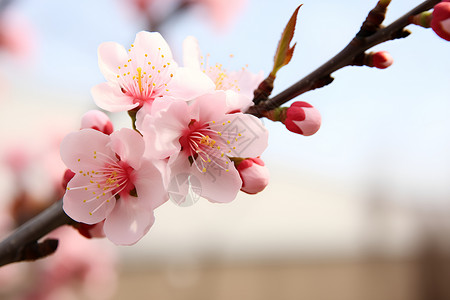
[245,0,440,117]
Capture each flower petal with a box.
[134,159,169,210]
[98,41,130,83]
[60,129,114,172]
[103,193,155,245]
[188,91,228,124]
[91,82,138,112]
[213,113,268,158]
[139,99,190,159]
[109,128,144,170]
[167,67,215,100]
[182,36,202,70]
[132,31,174,62]
[194,162,242,203]
[63,174,115,224]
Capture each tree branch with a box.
[245,0,440,117]
[0,199,74,267]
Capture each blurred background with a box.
[1,0,450,299]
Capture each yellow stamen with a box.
[137,67,143,92]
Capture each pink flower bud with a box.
[431,2,450,41]
[284,101,321,136]
[236,158,269,194]
[80,110,113,135]
[372,51,393,69]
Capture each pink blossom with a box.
[126,0,246,31]
[191,0,248,31]
[432,2,450,41]
[91,31,214,112]
[138,91,268,203]
[80,110,114,135]
[0,10,35,60]
[21,226,117,300]
[183,36,263,112]
[61,128,168,245]
[236,157,269,194]
[284,101,322,136]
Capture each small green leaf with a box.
[271,5,302,77]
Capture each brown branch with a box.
[245,0,440,117]
[0,199,75,267]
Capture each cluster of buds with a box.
[410,0,450,41]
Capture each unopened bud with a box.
[372,51,393,69]
[284,101,321,136]
[236,158,269,195]
[431,2,450,41]
[81,110,113,135]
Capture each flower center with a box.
[200,54,246,92]
[67,151,136,216]
[115,47,175,106]
[179,119,241,174]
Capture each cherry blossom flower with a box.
[138,91,268,203]
[91,31,214,112]
[236,157,269,194]
[61,128,168,245]
[183,36,263,112]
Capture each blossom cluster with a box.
[61,31,269,245]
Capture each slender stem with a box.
[0,199,74,267]
[245,0,440,117]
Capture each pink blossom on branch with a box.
[137,91,268,204]
[183,36,263,112]
[61,128,168,245]
[91,31,214,112]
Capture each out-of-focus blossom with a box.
[138,92,268,203]
[236,157,269,194]
[190,0,248,31]
[371,51,393,69]
[284,101,321,136]
[61,128,168,245]
[91,31,213,112]
[431,2,450,41]
[80,110,114,135]
[183,36,263,112]
[0,10,35,59]
[20,226,117,300]
[127,0,247,31]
